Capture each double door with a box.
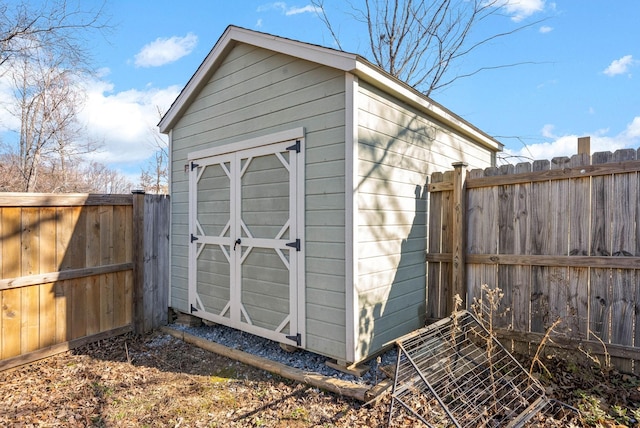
[188,138,303,346]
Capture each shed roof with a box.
[158,25,503,152]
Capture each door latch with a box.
[233,238,241,250]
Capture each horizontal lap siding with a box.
[170,44,348,360]
[305,127,347,358]
[354,82,494,361]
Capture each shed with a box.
[159,25,503,366]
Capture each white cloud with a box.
[502,117,640,163]
[257,2,286,13]
[79,77,180,165]
[134,33,198,68]
[603,55,635,77]
[285,5,321,15]
[622,116,640,139]
[501,0,545,22]
[257,2,321,16]
[541,124,555,138]
[539,25,553,34]
[0,69,180,180]
[0,76,21,133]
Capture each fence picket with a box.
[427,172,443,319]
[547,157,571,335]
[39,207,57,348]
[85,207,101,336]
[589,152,613,351]
[610,149,637,371]
[441,171,454,314]
[568,154,590,339]
[152,196,170,328]
[512,162,532,332]
[496,165,515,329]
[530,160,550,334]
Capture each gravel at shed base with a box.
[169,322,397,386]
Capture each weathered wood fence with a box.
[427,146,640,373]
[0,192,169,371]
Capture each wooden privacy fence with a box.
[427,146,640,373]
[0,192,169,371]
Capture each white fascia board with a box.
[229,27,358,71]
[159,26,357,133]
[352,61,503,152]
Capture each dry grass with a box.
[0,332,387,427]
[1,329,639,427]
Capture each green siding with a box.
[354,81,494,362]
[170,43,348,361]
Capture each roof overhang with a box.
[158,25,503,153]
[353,61,503,152]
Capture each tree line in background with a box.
[0,0,167,194]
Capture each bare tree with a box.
[0,0,109,192]
[139,147,168,194]
[81,161,133,194]
[0,149,132,193]
[139,106,169,194]
[10,54,70,190]
[0,0,108,69]
[312,0,543,96]
[0,151,23,191]
[5,47,100,191]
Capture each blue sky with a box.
[3,1,639,182]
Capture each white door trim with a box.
[188,127,305,161]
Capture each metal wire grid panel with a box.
[387,310,549,427]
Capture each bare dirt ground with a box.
[1,331,638,427]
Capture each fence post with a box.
[578,136,591,156]
[132,190,146,334]
[450,162,467,312]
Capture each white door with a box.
[188,136,304,347]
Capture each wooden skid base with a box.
[325,360,370,377]
[174,312,202,327]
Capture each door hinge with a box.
[286,140,301,153]
[286,333,301,346]
[190,161,199,171]
[286,239,301,251]
[190,303,198,313]
[190,234,199,243]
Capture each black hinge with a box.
[286,140,301,153]
[286,333,301,346]
[190,234,199,243]
[190,303,198,313]
[190,161,199,171]
[286,239,300,251]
